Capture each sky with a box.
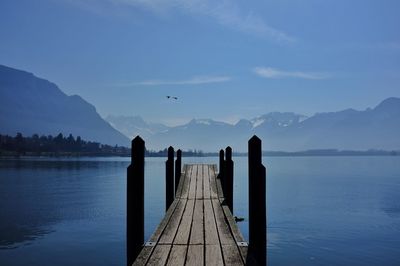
[1,0,399,126]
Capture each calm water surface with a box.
[0,156,399,265]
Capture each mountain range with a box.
[0,65,129,146]
[1,64,399,152]
[106,98,400,152]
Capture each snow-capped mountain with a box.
[108,98,400,152]
[105,115,169,140]
[251,112,308,129]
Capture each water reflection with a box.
[0,159,128,250]
[0,156,400,266]
[0,226,54,250]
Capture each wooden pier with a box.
[128,136,266,266]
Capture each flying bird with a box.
[234,216,245,222]
[166,96,178,100]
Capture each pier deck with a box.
[133,164,248,265]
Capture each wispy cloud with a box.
[253,67,330,80]
[68,0,295,43]
[117,75,231,86]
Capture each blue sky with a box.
[1,0,399,125]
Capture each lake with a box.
[0,156,399,265]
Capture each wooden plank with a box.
[205,244,224,266]
[159,199,187,244]
[211,199,235,245]
[212,164,225,199]
[210,164,218,178]
[203,164,211,199]
[195,164,203,199]
[221,205,245,242]
[149,200,179,242]
[221,245,244,266]
[133,164,250,266]
[216,178,225,200]
[132,246,152,266]
[221,205,248,262]
[133,199,179,265]
[174,172,185,199]
[173,199,195,245]
[146,245,171,266]
[238,246,248,265]
[211,164,218,176]
[188,165,197,199]
[179,165,192,199]
[189,199,204,244]
[185,245,203,266]
[209,165,218,199]
[204,199,219,245]
[175,165,187,198]
[165,245,187,266]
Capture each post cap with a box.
[249,135,261,144]
[225,146,232,160]
[167,146,174,158]
[132,135,145,144]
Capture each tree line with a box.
[0,133,130,156]
[0,133,209,157]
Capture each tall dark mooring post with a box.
[127,136,145,266]
[248,135,267,266]
[219,149,226,204]
[166,146,175,211]
[218,149,225,183]
[175,149,182,193]
[225,146,234,213]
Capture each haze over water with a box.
[0,156,399,265]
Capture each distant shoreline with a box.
[2,133,398,158]
[0,150,398,158]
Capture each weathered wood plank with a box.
[165,245,187,266]
[221,245,244,266]
[221,205,245,242]
[179,165,192,199]
[148,200,179,242]
[195,164,203,199]
[216,178,225,200]
[132,246,152,266]
[185,245,203,266]
[175,165,187,199]
[205,244,224,266]
[238,246,248,265]
[211,164,218,181]
[188,165,197,199]
[204,199,219,245]
[173,199,195,245]
[146,245,171,266]
[221,205,248,262]
[209,165,219,199]
[189,199,204,245]
[212,199,235,245]
[133,164,250,266]
[203,164,211,199]
[133,198,179,265]
[159,199,187,244]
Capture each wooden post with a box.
[175,149,182,193]
[218,149,224,179]
[225,146,234,213]
[166,146,175,211]
[127,136,145,266]
[248,135,266,266]
[218,149,225,196]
